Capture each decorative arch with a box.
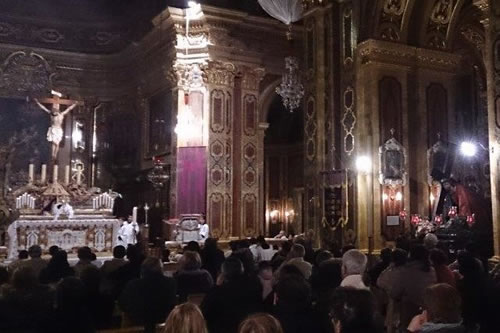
[0,50,55,96]
[374,0,417,43]
[258,77,281,123]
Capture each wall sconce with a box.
[355,155,372,174]
[269,209,280,223]
[429,193,435,202]
[395,192,402,201]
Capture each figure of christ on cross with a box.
[30,90,83,162]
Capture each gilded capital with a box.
[241,67,265,91]
[202,61,236,87]
[165,61,206,90]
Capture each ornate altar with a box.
[7,215,121,259]
[166,214,204,242]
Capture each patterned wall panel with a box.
[305,97,317,162]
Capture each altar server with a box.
[118,216,140,246]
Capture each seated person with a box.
[174,251,214,302]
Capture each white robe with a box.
[199,224,209,240]
[117,221,139,246]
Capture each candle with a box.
[41,165,47,183]
[76,165,82,185]
[53,165,58,183]
[28,164,34,184]
[16,198,20,209]
[132,207,138,223]
[64,165,70,185]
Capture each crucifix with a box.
[30,90,83,162]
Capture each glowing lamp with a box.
[355,155,372,174]
[460,141,477,157]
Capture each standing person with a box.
[199,218,209,241]
[200,237,225,282]
[340,249,368,290]
[117,216,140,247]
[389,245,437,330]
[174,251,213,303]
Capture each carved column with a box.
[237,67,265,238]
[303,6,328,243]
[480,0,500,259]
[203,61,236,239]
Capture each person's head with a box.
[12,266,38,290]
[51,250,69,266]
[423,233,439,250]
[457,250,481,278]
[80,265,101,291]
[391,248,408,267]
[329,287,383,333]
[315,250,334,267]
[204,237,218,252]
[238,313,283,333]
[127,215,133,222]
[163,302,208,333]
[442,178,457,193]
[126,244,143,263]
[280,241,292,253]
[113,245,126,259]
[380,248,392,264]
[279,264,305,280]
[275,276,312,310]
[185,241,201,253]
[318,259,343,289]
[77,246,93,261]
[341,249,367,278]
[28,245,42,258]
[49,245,59,257]
[141,257,163,277]
[221,257,244,282]
[423,284,462,324]
[56,277,86,311]
[288,244,306,259]
[429,249,448,266]
[409,244,431,271]
[18,250,29,260]
[179,251,202,271]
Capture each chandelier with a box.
[276,56,304,112]
[147,157,170,189]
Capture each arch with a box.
[258,78,281,123]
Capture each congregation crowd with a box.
[1,233,500,333]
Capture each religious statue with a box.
[31,90,82,161]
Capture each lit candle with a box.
[53,165,58,183]
[41,165,47,184]
[64,165,70,185]
[132,206,138,223]
[28,164,34,184]
[16,198,20,209]
[76,165,82,185]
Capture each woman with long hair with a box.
[163,303,208,333]
[238,313,283,333]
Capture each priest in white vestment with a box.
[199,219,209,241]
[117,218,140,246]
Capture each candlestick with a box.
[64,165,70,185]
[53,165,58,183]
[28,164,34,184]
[41,165,47,184]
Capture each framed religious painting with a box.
[427,136,449,185]
[379,133,406,186]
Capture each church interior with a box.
[0,0,500,332]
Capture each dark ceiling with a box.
[0,0,266,54]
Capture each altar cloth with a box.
[7,216,121,259]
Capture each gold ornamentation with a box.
[202,61,236,87]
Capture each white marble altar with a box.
[7,215,121,259]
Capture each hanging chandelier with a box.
[257,0,305,112]
[276,56,304,112]
[147,157,170,189]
